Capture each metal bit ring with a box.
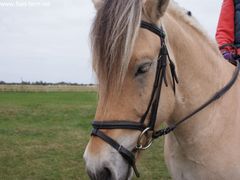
[136,127,153,150]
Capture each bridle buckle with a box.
[135,127,153,150]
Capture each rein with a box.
[91,21,240,178]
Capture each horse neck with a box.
[163,11,236,142]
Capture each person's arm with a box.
[216,0,235,49]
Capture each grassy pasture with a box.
[0,91,170,179]
[0,85,96,92]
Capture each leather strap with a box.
[91,128,140,177]
[141,21,165,39]
[92,121,146,131]
[153,60,240,139]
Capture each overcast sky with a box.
[0,0,222,83]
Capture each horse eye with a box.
[135,63,152,76]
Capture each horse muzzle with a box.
[84,140,134,180]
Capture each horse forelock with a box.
[91,0,142,99]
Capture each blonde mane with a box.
[167,2,221,55]
[91,0,142,97]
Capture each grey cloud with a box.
[0,0,222,83]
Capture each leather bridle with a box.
[90,21,240,178]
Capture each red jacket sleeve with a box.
[216,0,235,48]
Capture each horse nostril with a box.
[86,166,113,180]
[100,167,112,179]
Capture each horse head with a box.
[84,0,176,179]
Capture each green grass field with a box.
[0,92,170,179]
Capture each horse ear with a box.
[92,0,104,10]
[144,0,170,22]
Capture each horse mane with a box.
[91,0,142,97]
[167,1,221,55]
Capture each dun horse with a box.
[84,0,240,179]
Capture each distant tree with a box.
[21,81,30,85]
[0,80,94,86]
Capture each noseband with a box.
[90,21,240,177]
